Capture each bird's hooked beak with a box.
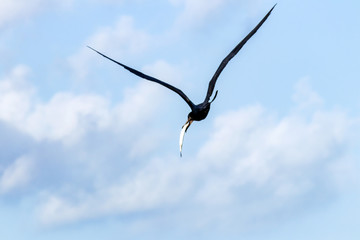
[183,117,193,132]
[179,117,193,157]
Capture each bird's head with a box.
[185,113,194,132]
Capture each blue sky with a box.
[1,0,360,239]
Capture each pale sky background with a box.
[1,0,360,239]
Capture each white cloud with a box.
[24,92,111,142]
[0,0,42,27]
[38,158,192,224]
[0,65,109,142]
[0,155,34,194]
[1,63,358,229]
[0,0,73,28]
[0,64,165,145]
[0,65,34,123]
[196,106,350,204]
[87,16,150,55]
[195,82,351,207]
[36,79,358,226]
[114,82,164,128]
[69,16,151,79]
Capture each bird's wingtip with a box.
[87,45,96,51]
[265,3,276,17]
[272,3,277,10]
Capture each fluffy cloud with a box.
[0,155,34,194]
[86,16,150,55]
[1,59,357,231]
[0,0,42,27]
[0,60,172,189]
[35,79,357,227]
[196,106,350,204]
[69,15,151,79]
[0,64,168,144]
[0,65,34,123]
[0,50,357,231]
[38,158,192,224]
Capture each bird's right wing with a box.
[204,4,276,103]
[88,46,195,109]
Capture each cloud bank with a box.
[1,62,355,229]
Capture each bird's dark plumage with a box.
[88,4,276,156]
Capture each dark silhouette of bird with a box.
[88,4,276,156]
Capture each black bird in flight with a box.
[88,4,276,156]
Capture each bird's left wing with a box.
[88,46,195,110]
[204,4,276,103]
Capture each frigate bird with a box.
[88,4,276,156]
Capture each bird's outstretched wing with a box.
[88,46,195,109]
[204,4,276,103]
